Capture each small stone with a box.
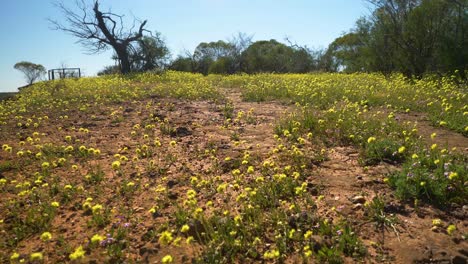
[310,235,325,252]
[167,180,177,189]
[353,203,363,210]
[453,237,462,244]
[452,255,467,264]
[167,191,178,200]
[187,219,206,238]
[458,249,468,257]
[351,195,366,204]
[170,127,191,137]
[139,247,157,256]
[133,207,144,213]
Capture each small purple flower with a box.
[100,235,115,246]
[444,163,450,170]
[336,205,345,212]
[123,222,131,228]
[407,172,414,178]
[336,230,343,236]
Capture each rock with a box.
[80,122,98,128]
[452,255,467,264]
[133,207,144,213]
[353,203,363,210]
[309,235,332,252]
[351,195,366,204]
[458,249,468,257]
[219,143,230,149]
[288,212,319,229]
[437,250,448,257]
[139,247,157,256]
[187,219,206,238]
[306,183,319,196]
[151,211,161,218]
[170,127,192,137]
[167,180,178,189]
[384,203,406,215]
[167,191,178,200]
[288,215,298,228]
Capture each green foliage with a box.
[97,65,120,76]
[240,39,314,73]
[208,56,236,74]
[169,56,194,72]
[323,18,372,72]
[388,150,467,206]
[365,196,398,228]
[13,61,46,85]
[193,40,237,75]
[172,37,325,75]
[130,32,171,72]
[363,139,405,165]
[329,0,468,77]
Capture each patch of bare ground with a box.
[396,112,468,154]
[314,146,467,263]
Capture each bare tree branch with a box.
[50,0,149,73]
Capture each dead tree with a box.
[50,0,148,74]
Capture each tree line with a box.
[15,0,467,85]
[325,0,467,78]
[169,0,467,78]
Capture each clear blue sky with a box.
[0,0,371,92]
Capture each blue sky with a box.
[0,0,370,92]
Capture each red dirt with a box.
[0,89,466,263]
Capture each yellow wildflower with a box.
[40,232,52,241]
[69,246,85,260]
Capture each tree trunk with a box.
[93,2,134,74]
[115,45,131,74]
